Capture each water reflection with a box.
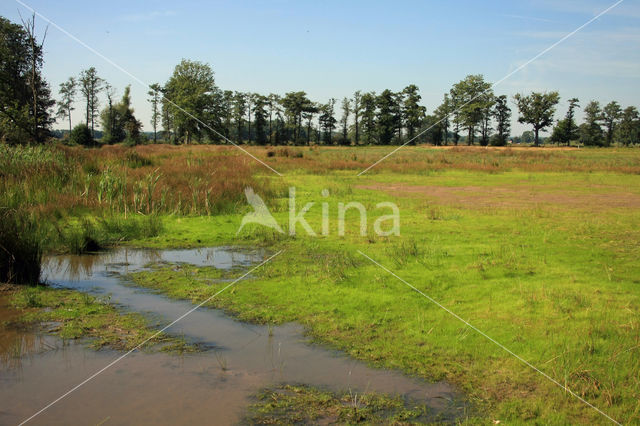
[0,295,61,371]
[42,247,265,282]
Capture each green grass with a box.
[9,285,198,353]
[128,167,639,424]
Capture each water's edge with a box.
[1,247,468,425]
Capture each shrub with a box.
[0,209,42,285]
[69,124,94,147]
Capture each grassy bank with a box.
[5,284,197,353]
[2,144,639,423]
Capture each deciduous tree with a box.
[79,67,103,138]
[616,106,639,146]
[513,91,560,146]
[492,95,511,146]
[340,97,351,145]
[57,77,76,134]
[352,90,362,145]
[147,83,162,143]
[0,16,54,143]
[319,99,337,144]
[163,59,223,144]
[451,75,493,145]
[602,101,622,146]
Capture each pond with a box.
[0,247,467,424]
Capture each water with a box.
[0,247,466,425]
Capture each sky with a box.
[2,0,639,136]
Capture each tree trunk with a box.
[534,128,539,146]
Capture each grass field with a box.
[2,143,639,424]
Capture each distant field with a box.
[2,144,639,424]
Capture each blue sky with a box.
[2,0,639,135]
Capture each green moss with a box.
[244,384,444,425]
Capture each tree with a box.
[449,90,461,146]
[148,83,162,143]
[246,93,254,142]
[602,101,622,147]
[319,99,337,144]
[433,94,451,145]
[79,67,103,138]
[513,91,560,146]
[252,94,268,145]
[551,98,580,146]
[57,77,76,135]
[0,16,54,144]
[281,91,312,144]
[101,83,117,143]
[376,89,400,145]
[20,13,54,143]
[233,92,247,141]
[561,98,580,146]
[161,87,174,143]
[318,99,337,144]
[163,59,224,144]
[402,84,426,143]
[479,93,496,146]
[450,75,493,145]
[100,85,142,144]
[267,93,280,144]
[550,119,571,145]
[393,91,405,143]
[360,92,377,144]
[118,86,143,144]
[221,90,234,139]
[353,91,362,145]
[579,100,604,146]
[520,131,534,144]
[273,103,285,145]
[616,106,639,146]
[492,95,511,146]
[340,97,351,145]
[423,114,442,144]
[303,102,318,145]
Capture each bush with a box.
[0,209,42,285]
[69,124,94,147]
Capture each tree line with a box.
[1,15,639,147]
